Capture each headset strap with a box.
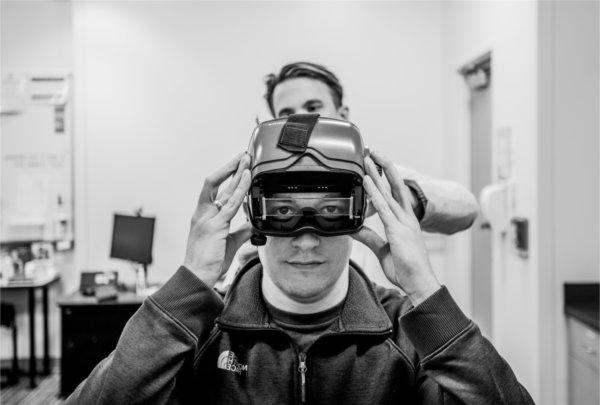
[277,113,319,153]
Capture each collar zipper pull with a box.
[298,352,307,404]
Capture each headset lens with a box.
[262,197,353,220]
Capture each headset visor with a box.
[262,197,354,221]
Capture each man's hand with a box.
[352,151,441,306]
[183,152,252,288]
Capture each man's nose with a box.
[291,232,320,250]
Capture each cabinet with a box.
[567,317,599,405]
[58,292,143,397]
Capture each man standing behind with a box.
[230,62,479,288]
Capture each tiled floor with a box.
[1,372,63,405]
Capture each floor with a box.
[1,370,63,405]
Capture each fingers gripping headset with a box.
[245,114,380,246]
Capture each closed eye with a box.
[277,108,294,118]
[304,101,323,113]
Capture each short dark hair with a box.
[264,62,344,117]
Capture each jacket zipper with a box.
[216,324,392,404]
[298,352,307,404]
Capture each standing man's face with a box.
[271,77,349,120]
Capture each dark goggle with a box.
[262,197,354,221]
[248,195,366,237]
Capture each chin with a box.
[278,275,329,301]
[282,284,326,302]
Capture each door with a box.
[461,54,493,339]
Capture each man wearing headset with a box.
[67,113,533,403]
[226,62,478,289]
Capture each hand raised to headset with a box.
[183,152,253,288]
[351,151,441,307]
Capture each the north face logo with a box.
[217,350,248,374]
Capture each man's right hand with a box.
[352,153,441,307]
[183,152,252,288]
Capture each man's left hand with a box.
[352,151,441,307]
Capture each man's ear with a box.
[339,105,350,120]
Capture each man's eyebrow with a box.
[303,99,323,108]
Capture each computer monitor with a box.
[110,214,155,265]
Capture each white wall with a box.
[72,1,448,287]
[1,1,72,72]
[538,2,599,404]
[441,0,540,400]
[0,0,73,362]
[548,1,599,282]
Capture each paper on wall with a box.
[15,172,51,220]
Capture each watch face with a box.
[403,179,427,220]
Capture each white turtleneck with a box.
[260,254,349,315]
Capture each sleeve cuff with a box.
[149,266,224,340]
[400,286,471,359]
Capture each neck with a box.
[261,265,349,314]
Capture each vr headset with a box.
[246,114,375,245]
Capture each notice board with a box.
[1,73,73,246]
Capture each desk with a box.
[0,273,60,387]
[58,291,144,397]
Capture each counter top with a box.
[565,304,598,331]
[564,283,599,332]
[58,290,145,306]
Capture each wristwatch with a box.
[403,179,428,222]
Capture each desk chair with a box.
[0,302,20,386]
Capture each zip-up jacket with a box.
[66,262,534,404]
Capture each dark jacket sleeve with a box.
[399,287,535,404]
[65,266,224,404]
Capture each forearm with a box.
[419,179,479,234]
[395,165,479,234]
[65,266,224,404]
[401,287,534,404]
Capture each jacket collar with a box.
[216,260,392,335]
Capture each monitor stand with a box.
[134,262,147,295]
[132,262,158,297]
